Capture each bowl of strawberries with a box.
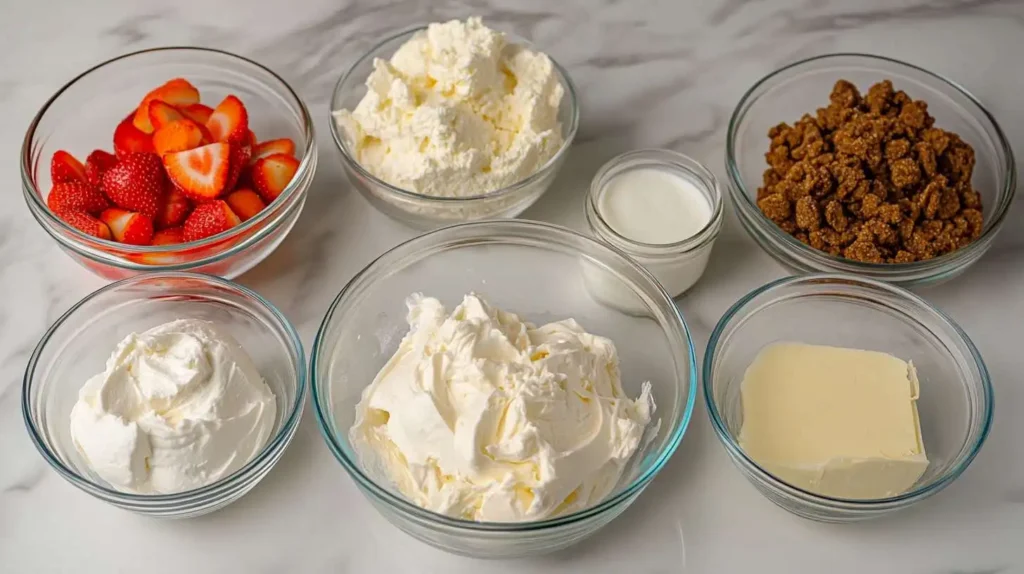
[22,47,316,280]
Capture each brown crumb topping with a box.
[756,79,984,263]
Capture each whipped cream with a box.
[334,17,565,198]
[351,294,656,522]
[69,319,277,494]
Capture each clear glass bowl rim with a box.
[21,271,308,503]
[310,219,697,532]
[724,52,1017,275]
[701,272,994,507]
[21,46,317,259]
[327,25,580,204]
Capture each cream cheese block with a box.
[738,342,928,499]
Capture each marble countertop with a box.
[2,0,1022,572]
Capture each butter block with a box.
[738,342,928,499]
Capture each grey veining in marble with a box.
[1,0,1022,572]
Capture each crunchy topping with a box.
[756,79,984,263]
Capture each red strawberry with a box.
[47,182,110,215]
[247,130,258,148]
[224,188,266,221]
[84,150,118,189]
[155,188,192,229]
[225,142,252,191]
[102,152,165,218]
[114,113,156,157]
[153,119,206,156]
[163,142,230,201]
[250,138,296,165]
[51,150,88,184]
[59,210,112,240]
[151,226,184,245]
[133,79,200,134]
[251,153,299,202]
[180,103,214,125]
[183,200,240,242]
[147,100,187,131]
[100,208,154,245]
[206,95,248,143]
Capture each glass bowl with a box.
[703,273,993,522]
[22,47,317,280]
[328,27,579,230]
[725,53,1016,287]
[311,220,695,557]
[22,272,306,518]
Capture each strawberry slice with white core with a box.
[148,100,187,131]
[162,142,231,201]
[133,79,200,134]
[251,153,299,203]
[100,208,155,245]
[206,95,248,143]
[250,138,296,165]
[180,103,214,125]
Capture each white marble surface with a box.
[2,0,1023,572]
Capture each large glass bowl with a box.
[703,274,993,522]
[22,47,317,280]
[22,273,306,518]
[311,220,695,558]
[725,53,1016,287]
[328,27,579,230]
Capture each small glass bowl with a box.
[311,220,696,557]
[329,26,579,230]
[703,273,993,522]
[22,47,317,280]
[22,273,306,518]
[586,149,723,298]
[725,53,1016,287]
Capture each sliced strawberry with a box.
[224,188,266,221]
[47,182,110,215]
[147,100,187,131]
[50,150,88,184]
[251,153,299,202]
[151,226,184,246]
[163,142,230,201]
[84,150,118,189]
[153,119,206,156]
[59,210,112,240]
[247,130,258,148]
[102,152,165,218]
[250,138,296,165]
[100,208,154,245]
[180,103,214,125]
[225,142,252,191]
[183,200,240,242]
[133,78,200,134]
[155,188,192,229]
[206,95,248,143]
[114,113,156,157]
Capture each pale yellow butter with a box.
[738,342,928,499]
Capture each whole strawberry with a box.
[102,152,165,219]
